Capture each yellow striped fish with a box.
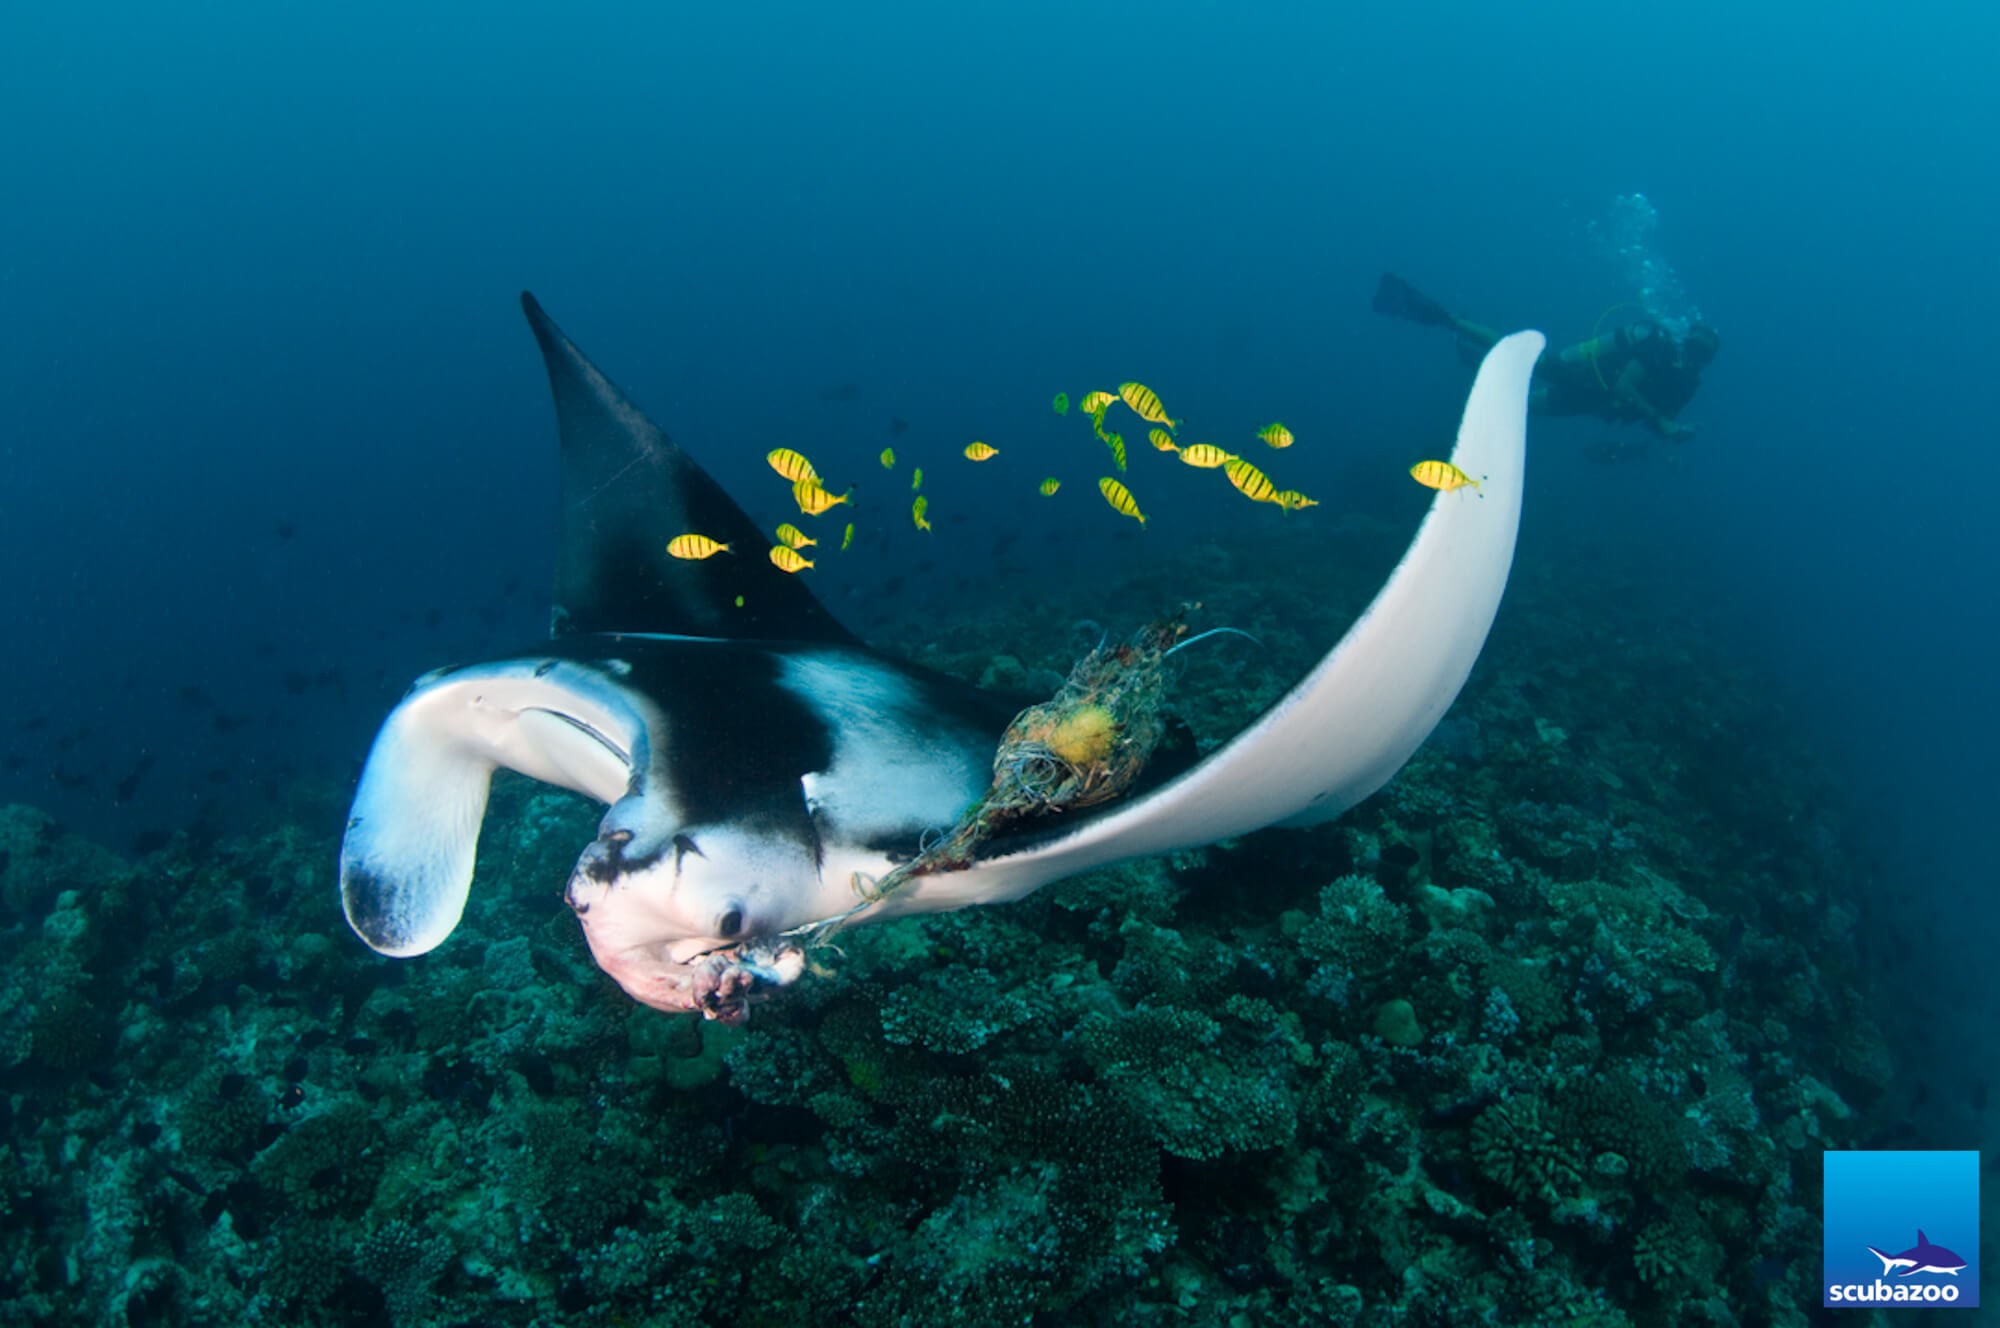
[774,523,816,549]
[1258,422,1294,449]
[964,441,999,462]
[1039,477,1061,496]
[841,522,855,550]
[1118,382,1175,427]
[912,495,932,531]
[1409,459,1480,492]
[1273,489,1320,512]
[1223,457,1279,503]
[1148,428,1177,453]
[1105,432,1127,472]
[1080,390,1117,415]
[1099,477,1145,525]
[666,534,731,560]
[1177,443,1234,469]
[880,447,896,469]
[791,480,850,515]
[768,545,814,573]
[1052,392,1070,416]
[767,448,820,485]
[911,466,924,492]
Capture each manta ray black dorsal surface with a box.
[521,292,856,645]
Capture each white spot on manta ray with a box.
[778,652,989,843]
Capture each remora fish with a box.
[338,292,1541,1021]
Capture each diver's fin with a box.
[1372,273,1455,328]
[888,331,1544,913]
[521,292,856,645]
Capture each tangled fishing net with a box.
[706,608,1249,1017]
[859,609,1197,902]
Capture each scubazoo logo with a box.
[1823,1152,1979,1309]
[1868,1229,1971,1279]
[1825,1230,1969,1304]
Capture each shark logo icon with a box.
[1867,1230,1970,1278]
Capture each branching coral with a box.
[1470,1096,1584,1205]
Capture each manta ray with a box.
[339,293,1543,1020]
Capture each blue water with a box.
[3,0,1995,1290]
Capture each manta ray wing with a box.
[522,292,856,645]
[873,330,1543,917]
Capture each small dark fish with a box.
[890,417,908,435]
[279,1084,305,1110]
[177,684,214,709]
[274,520,298,541]
[818,381,861,403]
[19,715,48,733]
[882,576,905,595]
[212,713,246,735]
[282,672,311,696]
[423,607,445,630]
[113,754,155,805]
[130,828,171,855]
[502,574,524,597]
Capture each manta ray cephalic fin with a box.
[341,659,645,956]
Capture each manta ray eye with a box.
[715,904,745,937]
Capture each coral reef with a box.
[0,522,1893,1325]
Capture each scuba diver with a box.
[1373,273,1719,441]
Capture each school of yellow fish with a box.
[666,377,1476,580]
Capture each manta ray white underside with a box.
[339,293,1543,1019]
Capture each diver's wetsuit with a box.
[1458,319,1701,437]
[1375,272,1711,439]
